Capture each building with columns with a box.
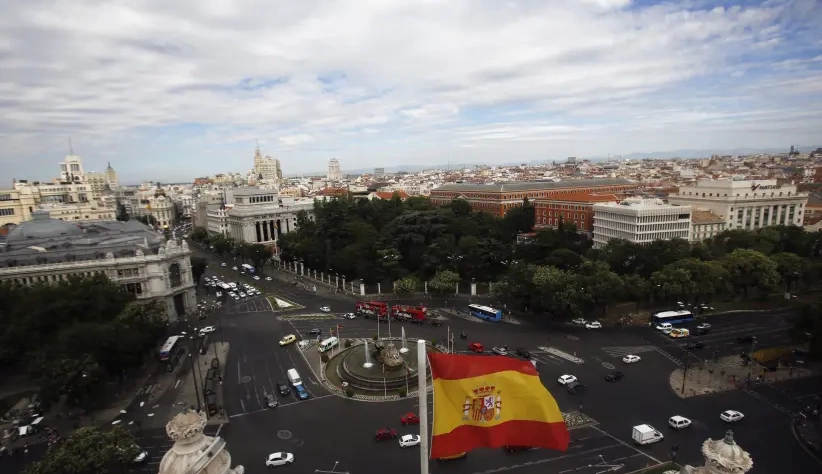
[327,158,342,181]
[226,188,313,252]
[0,211,196,320]
[668,179,808,230]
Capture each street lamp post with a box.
[747,336,757,381]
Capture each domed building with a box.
[0,211,196,321]
[679,430,753,474]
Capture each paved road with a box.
[182,246,822,474]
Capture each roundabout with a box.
[324,337,442,399]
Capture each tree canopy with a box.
[0,275,168,407]
[25,426,140,474]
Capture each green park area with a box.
[267,295,304,311]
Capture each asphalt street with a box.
[178,247,821,474]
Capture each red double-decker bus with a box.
[392,305,427,323]
[355,301,389,320]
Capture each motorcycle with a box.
[460,332,467,339]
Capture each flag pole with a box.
[417,339,430,474]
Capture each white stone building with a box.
[206,204,232,236]
[668,179,807,230]
[158,409,244,474]
[593,198,691,248]
[327,158,342,181]
[0,212,196,320]
[226,188,313,251]
[252,146,283,182]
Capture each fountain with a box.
[399,327,409,354]
[363,340,374,369]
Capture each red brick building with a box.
[430,179,640,217]
[533,193,620,233]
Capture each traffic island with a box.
[320,338,444,401]
[266,295,304,312]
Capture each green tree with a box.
[429,270,461,293]
[770,252,804,292]
[649,267,694,303]
[191,256,208,285]
[720,249,780,298]
[394,276,419,294]
[667,258,730,303]
[115,203,129,222]
[25,426,140,474]
[191,227,209,242]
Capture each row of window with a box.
[0,194,12,201]
[4,270,104,286]
[539,217,586,229]
[683,191,793,198]
[434,186,633,200]
[118,267,140,277]
[0,208,14,216]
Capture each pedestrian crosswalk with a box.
[601,346,658,357]
[278,313,338,321]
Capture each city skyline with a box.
[2,0,821,182]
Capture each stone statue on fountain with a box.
[374,342,405,371]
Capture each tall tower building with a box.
[327,158,342,181]
[59,154,86,183]
[105,162,118,187]
[252,144,283,181]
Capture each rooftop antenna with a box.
[69,138,74,155]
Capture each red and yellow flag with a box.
[429,352,569,459]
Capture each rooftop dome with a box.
[6,211,84,244]
[701,430,753,474]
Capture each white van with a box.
[318,337,339,353]
[655,322,673,333]
[287,368,302,387]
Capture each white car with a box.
[221,263,226,267]
[668,415,691,429]
[199,326,216,335]
[720,410,744,423]
[399,434,421,448]
[266,276,272,281]
[585,321,602,329]
[697,323,711,330]
[343,313,356,319]
[253,275,260,280]
[320,306,331,312]
[491,347,509,356]
[265,452,294,467]
[622,355,641,364]
[558,375,577,385]
[239,292,247,298]
[133,450,148,463]
[232,266,238,271]
[571,318,587,325]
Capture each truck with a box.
[356,301,390,320]
[392,305,427,324]
[632,424,664,445]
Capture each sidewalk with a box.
[668,354,813,398]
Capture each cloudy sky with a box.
[2,0,821,182]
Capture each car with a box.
[399,434,421,448]
[566,381,586,394]
[199,326,216,335]
[622,355,641,364]
[279,335,297,346]
[401,412,420,425]
[668,415,691,429]
[492,346,509,356]
[265,452,294,467]
[253,275,260,280]
[132,449,148,463]
[428,319,442,327]
[515,348,531,359]
[239,292,247,298]
[240,271,246,276]
[294,384,309,400]
[558,375,577,385]
[571,318,587,325]
[696,323,711,330]
[232,295,240,301]
[221,263,227,267]
[278,382,290,396]
[343,313,356,319]
[585,321,602,329]
[468,342,484,353]
[720,410,744,423]
[265,276,272,281]
[320,306,331,312]
[232,266,238,271]
[737,336,754,343]
[375,428,398,441]
[265,394,278,408]
[503,445,531,453]
[605,371,624,382]
[410,318,424,325]
[308,328,322,336]
[687,341,705,350]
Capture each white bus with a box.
[318,337,339,353]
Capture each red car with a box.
[401,412,420,425]
[469,342,484,353]
[375,428,397,441]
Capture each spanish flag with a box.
[429,352,569,459]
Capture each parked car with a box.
[278,382,290,396]
[375,428,398,441]
[265,394,278,408]
[605,371,624,382]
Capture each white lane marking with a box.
[239,399,246,413]
[228,394,335,418]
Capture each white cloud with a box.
[0,0,820,180]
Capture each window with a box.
[123,282,142,296]
[169,263,182,288]
[0,208,14,216]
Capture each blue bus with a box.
[241,263,255,274]
[467,304,502,322]
[651,310,695,326]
